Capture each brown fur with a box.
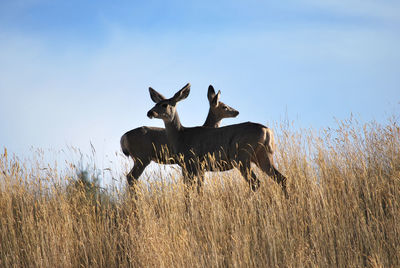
[147,83,288,196]
[121,85,238,187]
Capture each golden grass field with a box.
[1,118,399,267]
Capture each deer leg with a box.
[126,168,136,187]
[181,164,195,188]
[238,158,260,191]
[181,170,195,214]
[196,171,205,195]
[127,159,149,187]
[256,150,288,198]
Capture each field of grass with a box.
[1,118,399,267]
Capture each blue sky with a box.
[1,0,399,173]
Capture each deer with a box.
[120,85,239,187]
[147,83,288,197]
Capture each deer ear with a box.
[149,87,166,103]
[172,83,190,103]
[207,85,216,102]
[211,90,221,107]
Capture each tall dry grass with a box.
[1,118,399,267]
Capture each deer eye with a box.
[162,103,168,108]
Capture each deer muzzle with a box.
[147,110,157,119]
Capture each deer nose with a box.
[147,110,156,119]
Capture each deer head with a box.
[147,83,190,123]
[207,85,239,121]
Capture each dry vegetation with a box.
[1,118,399,267]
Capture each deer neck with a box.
[203,109,220,128]
[163,112,184,146]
